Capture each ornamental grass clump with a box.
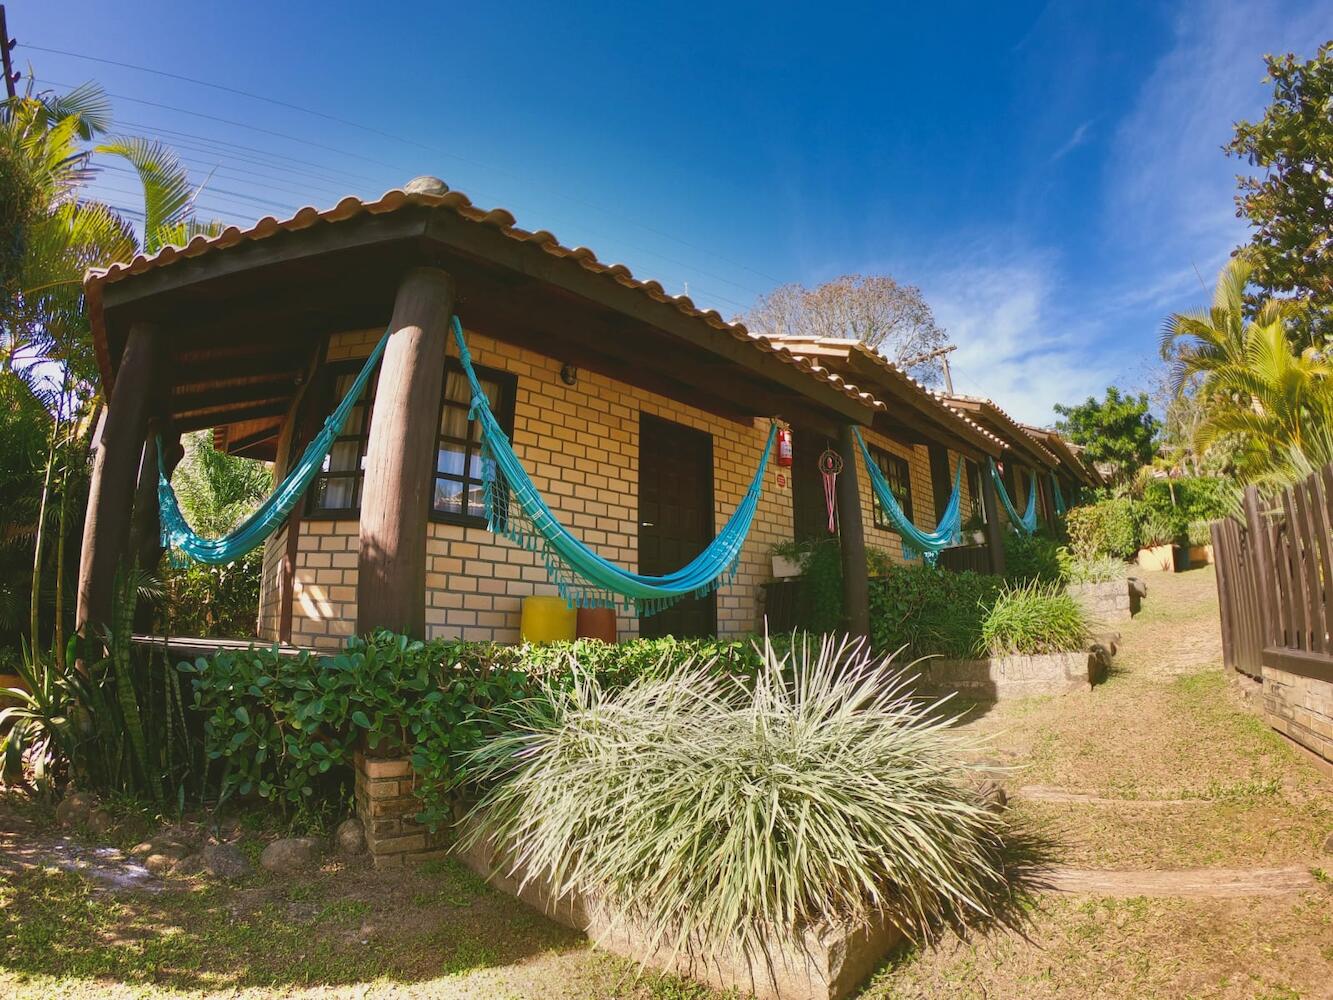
[980,581,1089,656]
[461,636,1021,956]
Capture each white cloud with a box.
[918,249,1112,426]
[1050,120,1093,163]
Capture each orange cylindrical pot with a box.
[576,607,618,644]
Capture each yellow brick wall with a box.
[260,326,794,649]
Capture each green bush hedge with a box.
[183,632,768,830]
[868,565,1002,660]
[1065,497,1139,559]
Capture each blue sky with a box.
[16,0,1333,422]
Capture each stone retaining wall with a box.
[1067,579,1132,624]
[1263,666,1333,764]
[914,648,1110,701]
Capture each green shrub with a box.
[1002,530,1063,582]
[1186,519,1214,548]
[980,581,1089,656]
[182,631,769,829]
[1057,548,1128,585]
[1065,497,1139,559]
[462,638,1017,953]
[868,565,1002,659]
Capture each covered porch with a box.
[78,179,883,648]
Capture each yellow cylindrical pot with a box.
[520,596,577,644]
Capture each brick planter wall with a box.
[1263,667,1333,764]
[914,648,1111,701]
[352,752,447,867]
[1067,579,1132,624]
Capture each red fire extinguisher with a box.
[777,427,793,467]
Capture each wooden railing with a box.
[1212,465,1333,683]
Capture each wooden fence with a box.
[1212,465,1333,683]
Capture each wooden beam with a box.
[981,466,1006,576]
[357,267,455,638]
[835,424,870,638]
[130,428,182,630]
[78,323,164,636]
[174,400,290,433]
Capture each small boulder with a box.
[145,852,186,875]
[200,843,252,880]
[335,818,366,856]
[54,791,99,827]
[260,836,324,875]
[1323,831,1333,856]
[85,809,116,837]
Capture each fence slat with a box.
[1318,467,1333,646]
[1294,478,1325,652]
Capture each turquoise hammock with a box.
[1050,473,1067,516]
[451,317,775,614]
[157,325,392,565]
[988,458,1039,534]
[851,427,963,564]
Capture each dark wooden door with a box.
[638,414,716,638]
[791,425,833,542]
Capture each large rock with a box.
[335,818,366,856]
[260,836,324,875]
[54,791,99,827]
[201,843,252,880]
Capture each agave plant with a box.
[462,636,1025,956]
[0,639,87,792]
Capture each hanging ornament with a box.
[819,448,843,534]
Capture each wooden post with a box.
[77,323,164,635]
[357,267,454,638]
[129,428,182,631]
[982,466,1006,576]
[835,424,870,639]
[130,427,183,576]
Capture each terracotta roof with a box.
[765,336,1006,455]
[943,394,1060,467]
[82,184,879,415]
[1020,423,1104,486]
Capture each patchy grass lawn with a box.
[2,565,1331,999]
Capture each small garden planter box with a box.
[1066,579,1132,623]
[1136,544,1174,572]
[1188,544,1213,566]
[913,648,1110,701]
[454,816,905,1000]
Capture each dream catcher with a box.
[819,447,843,534]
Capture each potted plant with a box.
[1186,519,1213,566]
[962,512,987,546]
[770,540,809,579]
[1135,509,1176,573]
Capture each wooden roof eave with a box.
[946,398,1059,470]
[90,201,878,436]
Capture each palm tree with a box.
[1161,257,1333,479]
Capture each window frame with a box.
[303,354,519,528]
[964,458,987,525]
[304,358,380,520]
[869,446,913,530]
[431,360,518,529]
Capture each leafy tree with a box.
[160,433,271,638]
[1161,257,1332,481]
[1227,42,1333,349]
[1053,387,1160,482]
[742,274,949,384]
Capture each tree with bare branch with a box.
[740,274,949,384]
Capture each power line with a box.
[25,46,787,290]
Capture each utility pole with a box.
[898,343,957,394]
[0,5,18,100]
